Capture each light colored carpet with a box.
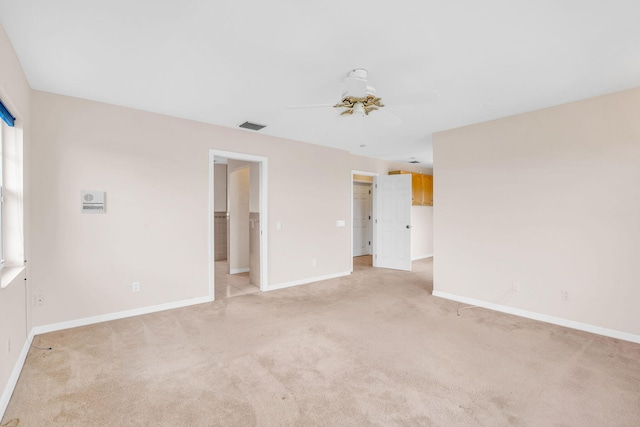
[3,257,640,426]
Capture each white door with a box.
[353,182,372,256]
[373,174,412,271]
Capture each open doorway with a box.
[353,181,373,259]
[352,171,377,269]
[351,170,413,272]
[209,150,268,301]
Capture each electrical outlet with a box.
[132,282,140,292]
[561,289,569,301]
[34,294,44,306]
[512,281,520,292]
[312,259,317,267]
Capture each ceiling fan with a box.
[286,68,439,125]
[334,68,384,116]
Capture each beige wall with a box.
[29,90,354,326]
[433,88,640,337]
[0,23,30,412]
[411,207,434,260]
[25,89,437,330]
[227,159,259,212]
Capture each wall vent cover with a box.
[239,121,267,131]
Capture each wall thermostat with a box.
[81,190,106,214]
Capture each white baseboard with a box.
[229,268,250,274]
[0,331,33,420]
[267,271,351,292]
[412,254,433,261]
[432,290,640,344]
[32,295,212,336]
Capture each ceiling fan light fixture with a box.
[334,95,383,116]
[349,68,368,80]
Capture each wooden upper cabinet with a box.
[412,173,424,205]
[389,171,433,206]
[422,174,433,206]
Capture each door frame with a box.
[351,170,378,272]
[209,149,268,300]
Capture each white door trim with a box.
[209,150,269,299]
[351,170,378,272]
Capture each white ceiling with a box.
[2,1,640,167]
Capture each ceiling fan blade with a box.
[384,90,441,106]
[285,103,334,110]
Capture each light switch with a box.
[276,221,282,230]
[336,220,346,227]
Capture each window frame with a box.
[0,120,4,270]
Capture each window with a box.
[0,120,4,270]
[0,121,4,270]
[0,101,19,274]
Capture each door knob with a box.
[406,225,411,229]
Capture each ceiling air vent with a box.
[239,121,267,131]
